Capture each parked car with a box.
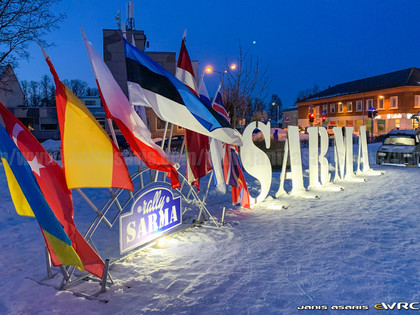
[376,129,420,167]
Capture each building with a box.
[296,68,420,134]
[282,106,298,128]
[103,28,196,139]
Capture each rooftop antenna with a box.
[116,10,121,29]
[126,1,135,30]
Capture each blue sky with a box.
[14,0,420,108]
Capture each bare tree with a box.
[39,74,53,106]
[224,43,271,129]
[63,79,88,97]
[0,0,65,67]
[28,80,40,107]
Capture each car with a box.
[376,129,420,167]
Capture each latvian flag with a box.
[176,36,212,191]
[124,38,242,146]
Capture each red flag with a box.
[176,36,212,191]
[223,145,251,209]
[0,103,105,278]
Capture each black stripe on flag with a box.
[126,58,185,105]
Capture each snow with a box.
[1,142,420,314]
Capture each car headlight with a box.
[378,152,386,156]
[403,153,413,158]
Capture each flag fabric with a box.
[43,50,133,191]
[0,103,105,278]
[223,145,251,209]
[209,87,250,208]
[209,138,226,194]
[198,75,211,108]
[0,123,84,270]
[82,31,180,189]
[198,79,226,193]
[211,84,230,122]
[124,38,242,146]
[176,36,212,191]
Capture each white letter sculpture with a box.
[276,125,305,197]
[357,126,382,176]
[307,126,331,189]
[240,121,272,205]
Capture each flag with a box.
[42,48,133,191]
[0,103,105,278]
[124,38,242,146]
[176,36,212,191]
[223,145,251,209]
[211,84,230,122]
[210,87,250,208]
[0,124,83,270]
[199,80,226,193]
[198,75,211,108]
[82,31,180,189]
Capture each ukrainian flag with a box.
[0,124,83,270]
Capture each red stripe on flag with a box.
[114,117,180,189]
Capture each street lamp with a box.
[203,63,237,102]
[271,101,279,127]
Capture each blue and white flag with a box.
[124,39,242,146]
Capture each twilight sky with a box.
[13,0,420,108]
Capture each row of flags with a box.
[0,29,251,274]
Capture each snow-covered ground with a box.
[1,142,420,314]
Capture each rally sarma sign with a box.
[119,182,182,254]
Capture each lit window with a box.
[415,95,420,108]
[347,101,352,112]
[330,103,335,113]
[338,103,343,113]
[378,98,384,110]
[366,99,373,110]
[390,96,398,109]
[356,100,362,111]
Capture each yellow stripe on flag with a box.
[2,158,34,217]
[43,229,84,271]
[62,88,114,188]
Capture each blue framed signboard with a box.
[119,182,182,254]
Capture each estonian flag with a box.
[124,39,242,146]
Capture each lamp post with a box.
[271,101,279,127]
[204,63,237,103]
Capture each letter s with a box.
[240,121,272,205]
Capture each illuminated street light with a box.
[203,63,237,102]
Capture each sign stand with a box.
[41,164,219,298]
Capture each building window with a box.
[347,102,352,112]
[366,99,373,110]
[338,103,343,113]
[322,104,328,114]
[40,117,58,131]
[390,96,398,109]
[330,103,335,113]
[85,100,97,106]
[415,95,420,108]
[378,97,384,110]
[356,100,362,111]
